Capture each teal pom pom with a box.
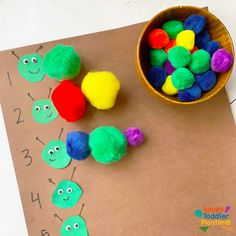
[168,46,191,69]
[171,68,194,90]
[44,44,81,81]
[150,49,167,67]
[89,126,127,164]
[189,49,211,74]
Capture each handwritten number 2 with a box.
[14,108,24,124]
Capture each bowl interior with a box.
[137,6,234,105]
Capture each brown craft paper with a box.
[0,22,236,236]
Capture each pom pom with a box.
[148,66,167,89]
[178,84,202,102]
[51,80,86,122]
[189,49,211,74]
[171,68,194,90]
[162,20,184,39]
[123,127,144,146]
[89,126,127,164]
[43,44,81,81]
[176,30,195,51]
[150,49,167,67]
[184,14,206,34]
[161,75,178,95]
[190,46,198,54]
[195,30,211,49]
[205,41,221,56]
[66,131,90,160]
[81,71,120,110]
[148,29,169,49]
[195,71,217,91]
[168,46,191,68]
[211,49,233,73]
[164,39,176,52]
[164,60,175,75]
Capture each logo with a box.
[194,206,232,232]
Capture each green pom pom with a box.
[171,68,194,90]
[150,49,167,67]
[168,46,191,68]
[189,49,211,74]
[43,44,81,81]
[162,20,184,39]
[89,126,127,164]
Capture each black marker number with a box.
[31,192,42,210]
[21,149,32,167]
[41,229,50,236]
[14,108,24,124]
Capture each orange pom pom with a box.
[148,29,169,49]
[164,39,176,52]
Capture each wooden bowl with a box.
[136,6,234,105]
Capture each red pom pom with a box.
[164,39,176,52]
[52,80,86,122]
[191,46,198,54]
[148,29,169,49]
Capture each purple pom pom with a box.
[211,49,233,73]
[164,60,176,75]
[123,127,144,146]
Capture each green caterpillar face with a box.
[32,99,58,124]
[60,216,88,236]
[18,54,45,82]
[52,180,83,209]
[42,140,71,169]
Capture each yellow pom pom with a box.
[176,30,195,51]
[81,71,120,110]
[161,75,178,95]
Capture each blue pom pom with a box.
[184,14,206,34]
[195,30,211,49]
[195,71,217,92]
[204,41,221,56]
[148,66,167,89]
[178,84,202,102]
[66,131,90,160]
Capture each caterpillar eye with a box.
[44,105,49,110]
[65,225,71,231]
[74,223,79,229]
[54,146,60,151]
[23,59,29,64]
[31,57,37,63]
[58,189,63,195]
[67,188,73,193]
[35,106,40,112]
[48,149,54,155]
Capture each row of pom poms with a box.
[38,126,144,168]
[147,14,233,102]
[22,45,121,124]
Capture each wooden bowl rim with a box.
[136,5,235,105]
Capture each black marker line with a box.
[27,92,35,101]
[54,213,63,222]
[71,166,76,180]
[36,45,43,53]
[79,203,85,216]
[48,87,52,99]
[48,178,56,185]
[229,98,236,104]
[7,72,12,87]
[11,51,19,59]
[36,137,46,146]
[58,127,64,140]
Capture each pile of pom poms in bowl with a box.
[147,14,233,102]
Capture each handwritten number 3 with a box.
[14,108,24,124]
[21,149,32,167]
